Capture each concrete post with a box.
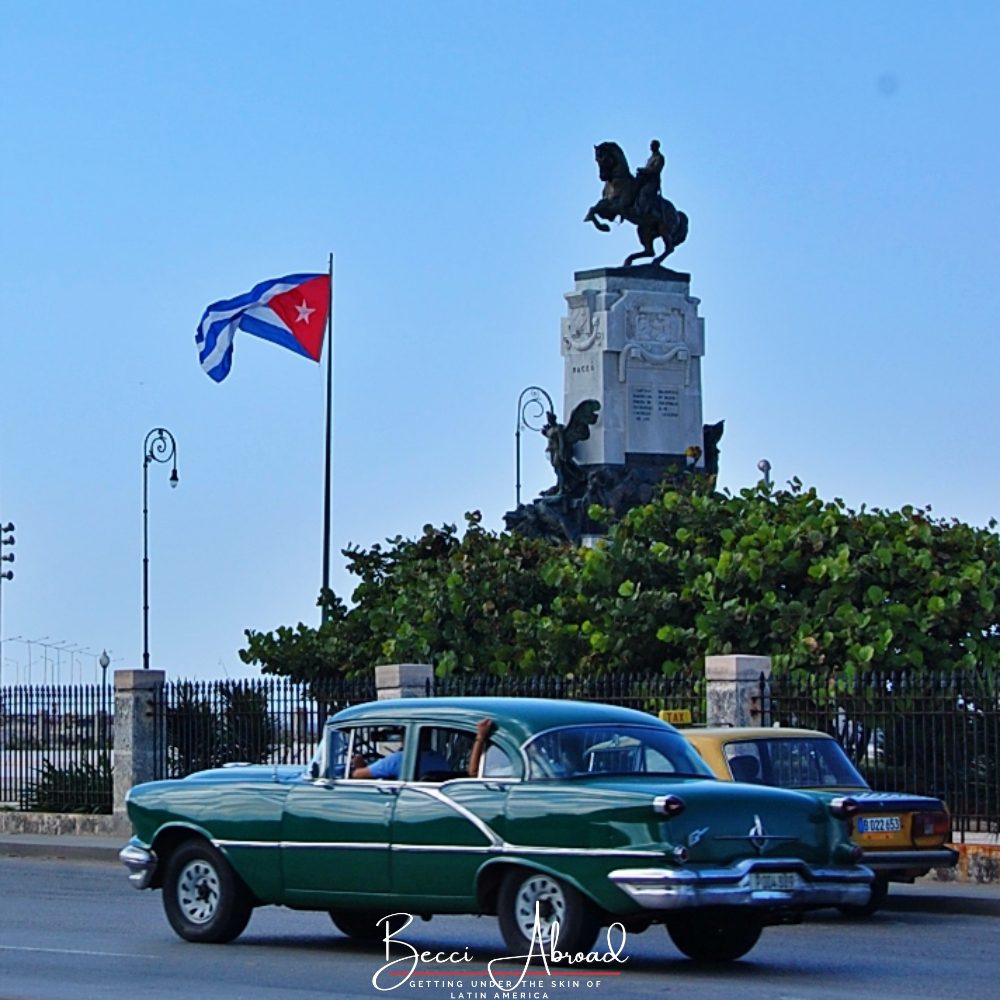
[113,669,165,819]
[705,655,771,728]
[374,663,434,700]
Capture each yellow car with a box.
[682,727,958,915]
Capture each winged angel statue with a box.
[541,399,601,498]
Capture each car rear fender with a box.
[474,858,609,918]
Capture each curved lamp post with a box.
[515,385,554,506]
[143,428,178,670]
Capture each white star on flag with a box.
[295,299,316,324]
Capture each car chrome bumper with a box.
[119,843,158,890]
[860,847,959,871]
[609,858,873,911]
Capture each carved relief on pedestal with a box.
[618,306,692,383]
[562,292,603,353]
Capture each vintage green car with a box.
[682,726,958,915]
[120,698,873,962]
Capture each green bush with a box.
[20,755,112,814]
[241,481,1000,682]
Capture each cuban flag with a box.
[196,273,330,382]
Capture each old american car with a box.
[682,726,958,915]
[120,698,873,961]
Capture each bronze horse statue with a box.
[584,141,688,266]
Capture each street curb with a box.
[0,836,122,863]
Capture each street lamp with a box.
[99,649,110,688]
[143,428,178,670]
[0,522,14,688]
[515,386,554,506]
[757,458,772,488]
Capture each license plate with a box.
[748,872,800,891]
[857,816,902,834]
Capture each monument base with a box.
[504,265,721,543]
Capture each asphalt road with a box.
[0,857,997,1000]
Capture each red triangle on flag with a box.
[267,275,330,361]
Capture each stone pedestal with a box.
[705,655,771,728]
[374,663,433,700]
[113,669,165,817]
[562,265,706,475]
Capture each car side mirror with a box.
[309,761,320,780]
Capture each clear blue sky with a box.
[1,2,998,684]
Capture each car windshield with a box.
[725,737,868,789]
[524,724,713,780]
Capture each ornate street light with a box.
[515,386,554,506]
[143,429,178,670]
[0,521,14,687]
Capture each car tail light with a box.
[829,797,861,819]
[913,811,951,838]
[655,794,686,818]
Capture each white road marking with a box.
[0,945,157,959]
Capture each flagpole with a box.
[321,252,335,623]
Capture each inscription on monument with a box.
[657,387,680,417]
[631,386,654,423]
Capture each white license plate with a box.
[748,872,800,891]
[857,816,902,833]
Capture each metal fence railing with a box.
[763,669,1000,839]
[0,684,113,812]
[152,675,378,779]
[3,669,997,836]
[432,670,706,723]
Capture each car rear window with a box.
[524,724,713,780]
[724,737,868,789]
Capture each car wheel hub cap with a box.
[515,875,566,943]
[178,861,220,924]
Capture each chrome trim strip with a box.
[405,785,503,846]
[213,838,661,859]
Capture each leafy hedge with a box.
[20,755,112,814]
[240,481,1000,682]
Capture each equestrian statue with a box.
[584,139,689,267]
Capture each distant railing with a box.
[0,684,113,812]
[763,669,1000,838]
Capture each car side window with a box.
[413,726,476,781]
[481,743,515,778]
[331,724,406,779]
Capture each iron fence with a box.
[152,675,377,779]
[763,669,1000,838]
[433,670,706,723]
[0,684,113,812]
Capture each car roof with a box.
[684,727,837,742]
[331,697,677,744]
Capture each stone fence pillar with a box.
[705,655,771,727]
[374,663,434,700]
[113,669,165,818]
